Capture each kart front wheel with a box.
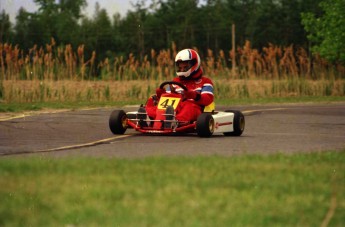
[109,110,128,134]
[196,113,215,137]
[223,110,245,136]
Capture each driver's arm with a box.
[195,83,214,106]
[182,83,214,106]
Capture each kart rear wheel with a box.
[196,113,215,137]
[223,110,245,136]
[109,110,128,134]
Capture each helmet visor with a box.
[175,60,195,72]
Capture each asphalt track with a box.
[0,103,344,157]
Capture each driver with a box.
[144,48,214,125]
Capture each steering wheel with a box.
[159,81,188,92]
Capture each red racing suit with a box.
[146,76,214,122]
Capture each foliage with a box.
[1,0,324,60]
[302,0,345,64]
[0,10,13,43]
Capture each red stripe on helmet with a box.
[188,49,192,59]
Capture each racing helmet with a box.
[175,49,202,79]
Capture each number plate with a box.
[157,97,181,110]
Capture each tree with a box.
[111,13,126,55]
[32,0,87,45]
[198,0,232,52]
[0,10,13,43]
[14,8,48,49]
[55,0,87,46]
[92,3,113,59]
[302,0,345,63]
[5,0,337,64]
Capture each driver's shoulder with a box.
[201,76,213,85]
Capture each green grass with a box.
[1,96,344,113]
[0,100,142,113]
[216,96,345,106]
[0,151,344,226]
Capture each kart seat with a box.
[203,102,215,112]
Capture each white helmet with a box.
[175,49,201,79]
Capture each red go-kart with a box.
[109,81,245,137]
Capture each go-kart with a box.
[109,81,245,137]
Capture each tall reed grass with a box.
[0,40,344,103]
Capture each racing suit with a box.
[145,76,214,122]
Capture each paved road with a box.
[0,103,344,157]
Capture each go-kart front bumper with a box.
[126,119,196,134]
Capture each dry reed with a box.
[1,78,344,104]
[0,40,344,103]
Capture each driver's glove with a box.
[156,88,165,97]
[184,90,201,101]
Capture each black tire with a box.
[109,110,128,134]
[196,113,215,137]
[223,110,245,136]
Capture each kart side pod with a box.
[196,110,245,137]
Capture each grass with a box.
[0,100,138,113]
[0,78,344,113]
[0,96,344,113]
[216,96,345,106]
[0,151,344,226]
